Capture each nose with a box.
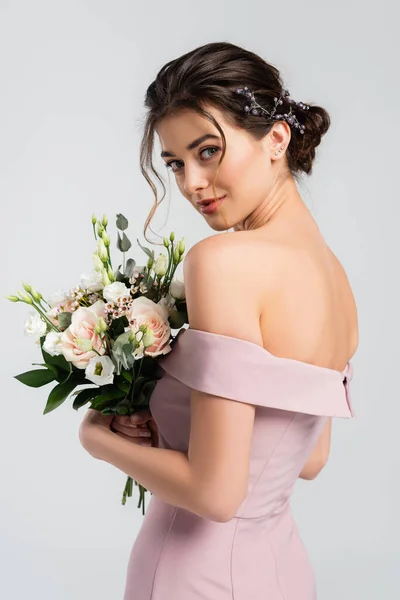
[183,164,209,196]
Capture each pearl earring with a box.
[274,145,285,156]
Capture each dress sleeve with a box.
[158,328,355,419]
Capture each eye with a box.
[165,146,220,173]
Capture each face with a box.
[156,104,290,231]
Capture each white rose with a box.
[24,312,47,341]
[85,356,115,385]
[80,270,104,293]
[43,331,63,356]
[127,296,171,357]
[103,282,131,304]
[169,275,185,300]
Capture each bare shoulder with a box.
[183,231,358,369]
[255,236,359,369]
[183,233,274,347]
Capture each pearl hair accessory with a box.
[235,86,309,135]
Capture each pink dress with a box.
[123,328,355,600]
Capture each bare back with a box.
[233,216,359,374]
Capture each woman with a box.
[79,42,359,599]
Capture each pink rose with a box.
[127,296,171,358]
[60,300,107,369]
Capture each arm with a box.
[84,429,204,513]
[81,236,260,522]
[298,417,331,480]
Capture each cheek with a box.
[220,150,268,194]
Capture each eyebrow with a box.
[160,134,220,158]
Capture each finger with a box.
[113,422,151,438]
[113,415,139,427]
[129,410,152,425]
[115,431,152,446]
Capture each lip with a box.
[196,195,227,215]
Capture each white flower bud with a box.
[18,292,33,304]
[102,269,111,287]
[92,252,104,272]
[102,231,110,247]
[97,240,108,262]
[154,254,168,277]
[142,329,155,348]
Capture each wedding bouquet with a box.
[6,213,188,514]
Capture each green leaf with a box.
[113,404,130,415]
[58,312,72,330]
[30,361,76,386]
[43,377,80,414]
[72,387,101,411]
[14,369,56,388]
[40,339,71,373]
[109,315,129,338]
[115,375,130,393]
[100,407,118,416]
[31,362,59,378]
[169,310,187,329]
[121,369,133,383]
[116,213,129,231]
[142,380,156,402]
[136,238,153,260]
[89,387,126,409]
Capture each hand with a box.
[111,410,159,448]
[79,408,114,458]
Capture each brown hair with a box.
[140,41,331,243]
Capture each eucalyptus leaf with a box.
[14,369,56,388]
[116,213,129,231]
[114,265,130,284]
[136,238,153,260]
[115,268,126,283]
[117,232,132,253]
[58,312,72,330]
[124,258,136,279]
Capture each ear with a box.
[261,121,292,158]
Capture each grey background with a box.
[0,1,398,598]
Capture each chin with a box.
[206,221,232,232]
